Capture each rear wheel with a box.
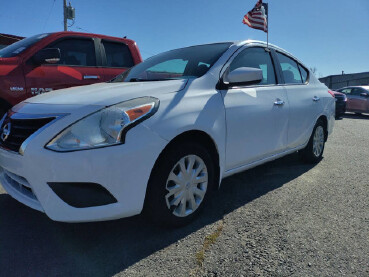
[299,119,326,163]
[144,142,215,227]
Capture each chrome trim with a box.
[83,75,99,80]
[18,113,69,155]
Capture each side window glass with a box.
[351,88,362,96]
[341,88,352,95]
[102,41,134,68]
[49,38,96,66]
[298,64,308,83]
[276,52,302,84]
[229,47,276,85]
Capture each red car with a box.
[0,32,142,116]
[336,86,369,114]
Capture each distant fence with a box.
[319,72,369,90]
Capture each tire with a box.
[144,142,215,227]
[299,119,326,163]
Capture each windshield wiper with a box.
[129,78,180,82]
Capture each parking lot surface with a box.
[1,114,368,277]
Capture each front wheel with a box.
[299,119,326,163]
[144,142,215,227]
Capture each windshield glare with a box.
[112,43,232,82]
[0,33,49,58]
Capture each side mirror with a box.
[223,67,263,87]
[360,92,369,97]
[33,48,61,64]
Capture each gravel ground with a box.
[0,114,368,277]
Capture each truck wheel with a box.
[144,142,215,227]
[299,119,326,163]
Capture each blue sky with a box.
[1,0,368,77]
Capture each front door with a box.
[24,37,103,97]
[222,47,289,171]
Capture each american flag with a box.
[242,0,268,33]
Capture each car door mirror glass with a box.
[223,67,263,86]
[33,48,61,64]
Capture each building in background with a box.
[320,72,369,90]
[0,33,24,49]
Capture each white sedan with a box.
[0,40,335,226]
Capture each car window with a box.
[145,59,188,79]
[102,40,134,68]
[298,64,308,83]
[352,88,364,96]
[112,43,232,82]
[49,38,96,66]
[276,52,303,84]
[339,88,352,94]
[229,47,276,85]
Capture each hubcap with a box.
[165,155,208,217]
[313,126,324,157]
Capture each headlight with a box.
[46,97,159,152]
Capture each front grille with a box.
[0,115,55,152]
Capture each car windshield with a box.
[111,43,232,82]
[0,33,50,58]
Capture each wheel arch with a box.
[150,129,221,191]
[317,114,328,141]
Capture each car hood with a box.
[25,79,188,106]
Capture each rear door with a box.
[222,46,289,170]
[99,39,135,81]
[24,36,103,96]
[274,51,321,149]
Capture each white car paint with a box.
[0,40,335,222]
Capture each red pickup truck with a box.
[0,31,142,116]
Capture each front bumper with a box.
[0,123,167,222]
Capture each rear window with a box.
[102,40,134,68]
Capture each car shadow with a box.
[0,153,317,276]
[342,113,369,120]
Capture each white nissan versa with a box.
[0,41,335,226]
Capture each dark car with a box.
[336,86,369,115]
[332,90,347,119]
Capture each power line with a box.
[43,0,57,32]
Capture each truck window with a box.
[49,38,96,66]
[102,40,134,68]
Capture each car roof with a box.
[339,86,369,90]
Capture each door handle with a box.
[274,99,285,106]
[313,96,320,102]
[83,75,100,80]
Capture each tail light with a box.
[328,90,335,98]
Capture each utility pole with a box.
[63,0,67,31]
[63,0,75,31]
